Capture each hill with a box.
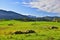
[0,10,28,20]
[0,9,60,22]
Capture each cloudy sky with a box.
[0,0,60,17]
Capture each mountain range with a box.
[0,9,60,21]
[0,10,35,20]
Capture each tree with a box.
[53,17,58,22]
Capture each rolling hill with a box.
[0,10,29,20]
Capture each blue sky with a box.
[0,0,60,17]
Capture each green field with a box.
[0,20,60,40]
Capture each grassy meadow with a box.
[0,20,60,40]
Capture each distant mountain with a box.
[37,16,60,21]
[0,9,60,22]
[26,15,36,18]
[0,10,28,20]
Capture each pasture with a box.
[0,20,60,40]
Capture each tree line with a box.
[0,16,60,22]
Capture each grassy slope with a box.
[0,20,60,40]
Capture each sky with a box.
[0,0,60,17]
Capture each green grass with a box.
[0,20,60,40]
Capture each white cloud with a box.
[22,2,29,4]
[10,2,20,5]
[22,0,60,13]
[15,2,20,4]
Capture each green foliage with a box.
[0,20,60,40]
